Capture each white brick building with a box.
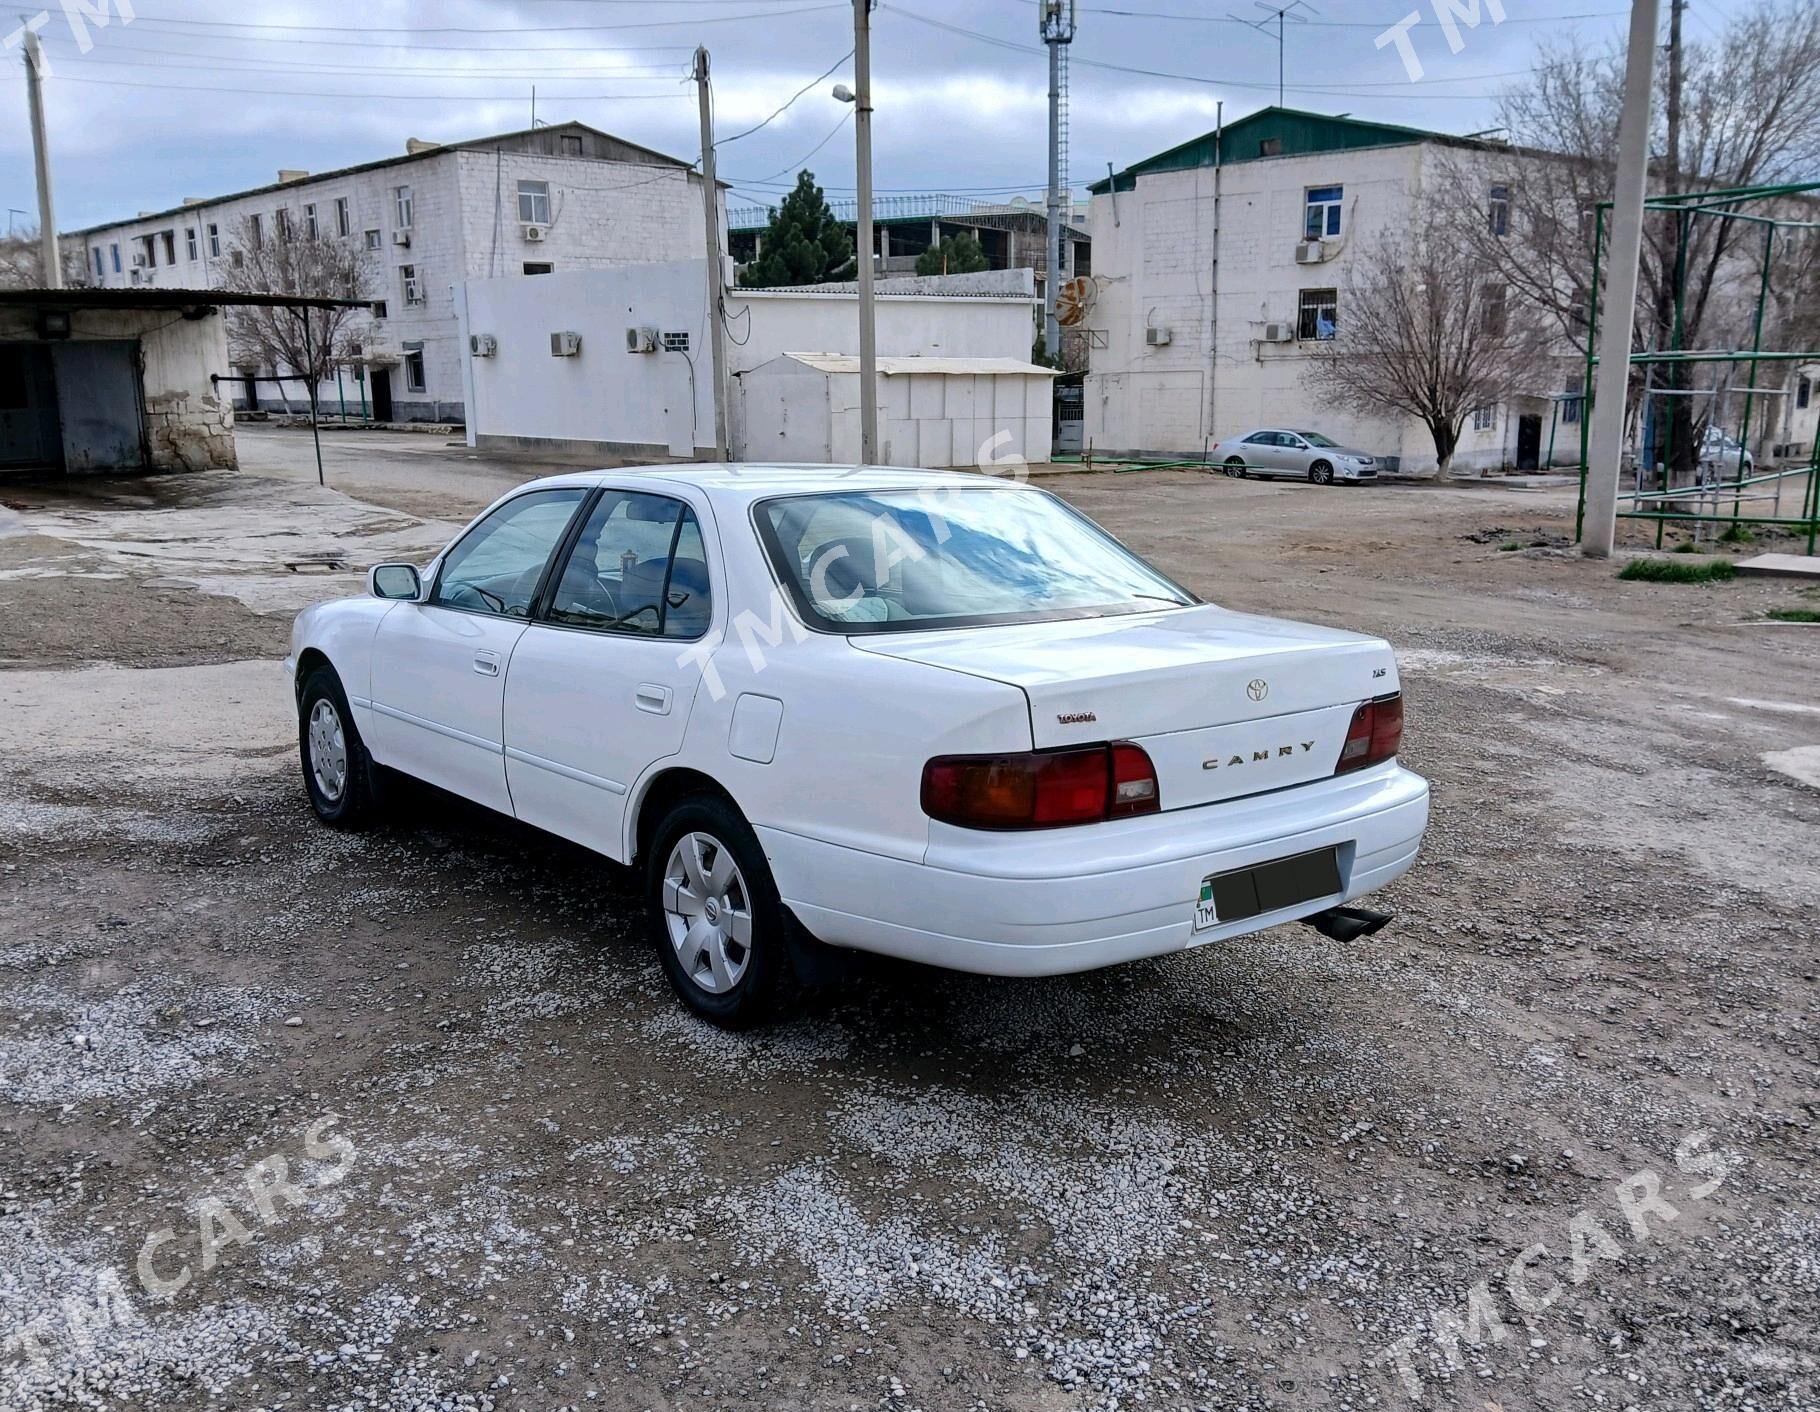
[65,122,723,424]
[1081,108,1583,475]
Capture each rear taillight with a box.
[1337,692,1403,774]
[922,743,1161,829]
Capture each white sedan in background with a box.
[1212,429,1381,484]
[287,465,1428,1025]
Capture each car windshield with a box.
[1295,430,1340,447]
[756,487,1197,634]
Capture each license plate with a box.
[1193,846,1342,931]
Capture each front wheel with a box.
[646,795,794,1027]
[1309,460,1334,486]
[299,667,378,829]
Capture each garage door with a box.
[0,344,61,470]
[50,340,144,472]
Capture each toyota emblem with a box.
[1246,678,1269,701]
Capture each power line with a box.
[715,48,854,145]
[41,50,695,81]
[111,4,846,38]
[49,73,693,102]
[727,109,854,185]
[1077,2,1628,26]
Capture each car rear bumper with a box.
[759,762,1429,977]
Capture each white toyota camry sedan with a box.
[286,465,1429,1025]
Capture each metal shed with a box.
[738,353,1057,469]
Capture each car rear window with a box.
[754,486,1195,634]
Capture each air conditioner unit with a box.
[625,326,658,354]
[522,224,546,242]
[1145,325,1173,347]
[550,331,582,357]
[1261,321,1295,343]
[1295,239,1326,264]
[469,333,497,357]
[391,230,411,247]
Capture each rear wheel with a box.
[299,666,378,829]
[646,794,793,1027]
[1224,457,1248,478]
[1309,460,1334,486]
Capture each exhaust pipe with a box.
[1301,905,1394,943]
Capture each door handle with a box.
[635,683,672,715]
[473,650,501,677]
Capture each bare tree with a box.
[1442,0,1820,473]
[0,227,87,289]
[1308,229,1546,477]
[218,215,370,422]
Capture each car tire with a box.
[1309,460,1334,486]
[299,666,379,830]
[1224,457,1248,478]
[646,794,794,1028]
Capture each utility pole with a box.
[1582,0,1663,558]
[694,46,730,460]
[851,0,878,463]
[1232,1,1312,108]
[1040,0,1075,365]
[23,27,61,289]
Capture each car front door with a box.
[366,486,589,814]
[503,488,717,861]
[1277,434,1313,476]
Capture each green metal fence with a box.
[1574,181,1820,555]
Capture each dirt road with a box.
[2,429,1816,1411]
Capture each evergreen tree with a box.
[737,171,855,288]
[915,232,989,277]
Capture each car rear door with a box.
[502,488,717,861]
[366,486,589,815]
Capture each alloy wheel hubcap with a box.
[662,831,752,994]
[307,698,349,802]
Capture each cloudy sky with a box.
[1,0,1689,234]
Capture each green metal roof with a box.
[1088,106,1476,194]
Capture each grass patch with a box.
[1717,522,1757,544]
[1499,540,1523,552]
[1617,557,1737,584]
[1673,540,1699,553]
[1765,607,1820,623]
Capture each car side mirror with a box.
[369,563,422,601]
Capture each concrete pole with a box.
[1581,0,1662,558]
[694,46,730,461]
[23,28,61,289]
[1044,34,1062,360]
[852,0,878,463]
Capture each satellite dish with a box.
[1056,276,1096,327]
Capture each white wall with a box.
[1082,141,1580,473]
[459,261,715,456]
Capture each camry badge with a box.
[1246,679,1269,701]
[1204,741,1316,769]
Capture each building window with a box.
[161,231,176,264]
[249,213,264,248]
[1562,396,1582,426]
[364,228,382,251]
[185,227,198,261]
[110,243,121,273]
[402,342,426,393]
[207,223,220,257]
[231,249,244,269]
[305,203,319,239]
[393,184,413,229]
[93,248,105,279]
[1798,376,1812,410]
[130,267,142,286]
[275,208,291,242]
[400,264,423,306]
[370,300,387,320]
[561,133,583,157]
[1480,283,1508,336]
[1472,404,1497,431]
[334,197,350,238]
[1259,137,1282,157]
[523,261,554,275]
[1297,287,1338,341]
[517,179,551,225]
[1488,184,1510,237]
[1304,185,1344,239]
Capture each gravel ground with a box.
[1,431,1816,1412]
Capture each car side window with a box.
[430,488,586,618]
[544,491,712,639]
[1243,432,1274,445]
